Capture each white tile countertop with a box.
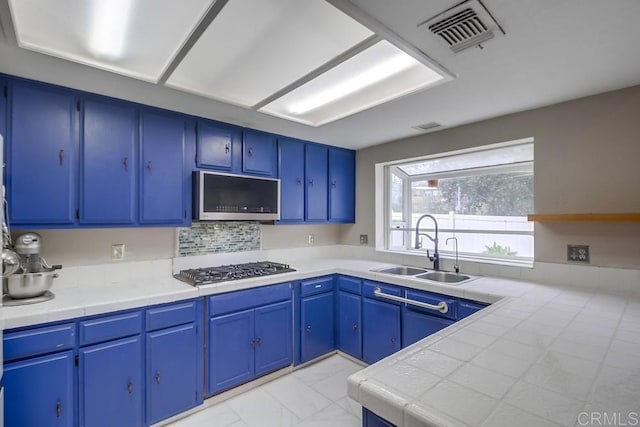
[1,252,639,427]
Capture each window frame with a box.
[380,139,534,266]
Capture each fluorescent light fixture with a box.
[88,0,133,59]
[287,54,415,114]
[260,40,446,126]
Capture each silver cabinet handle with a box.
[331,180,337,188]
[225,143,230,154]
[373,287,448,314]
[308,179,314,186]
[296,178,302,185]
[352,323,358,331]
[123,157,128,171]
[127,380,134,394]
[59,149,65,165]
[147,161,152,172]
[155,371,161,384]
[248,147,253,156]
[56,402,61,418]
[306,326,311,333]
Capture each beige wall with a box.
[342,85,640,269]
[14,223,342,267]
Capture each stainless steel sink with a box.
[416,271,471,283]
[374,266,430,276]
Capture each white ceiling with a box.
[1,0,639,150]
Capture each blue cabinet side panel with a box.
[79,336,143,427]
[4,350,75,427]
[208,309,255,395]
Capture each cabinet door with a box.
[140,110,185,224]
[458,301,488,319]
[79,336,143,427]
[4,350,74,427]
[9,82,75,224]
[305,144,328,221]
[278,138,305,221]
[363,408,395,427]
[362,298,400,364]
[147,323,199,424]
[208,309,255,395]
[328,148,355,223]
[255,300,292,376]
[402,308,454,348]
[337,291,362,359]
[301,291,335,363]
[81,98,137,224]
[196,120,238,170]
[243,130,277,176]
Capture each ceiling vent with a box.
[419,0,505,53]
[413,121,443,133]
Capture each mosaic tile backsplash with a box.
[177,222,260,256]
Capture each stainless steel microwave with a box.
[193,171,280,221]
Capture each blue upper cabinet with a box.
[243,129,277,177]
[278,137,305,222]
[329,148,355,223]
[8,81,76,225]
[80,98,137,224]
[140,109,186,224]
[196,120,240,171]
[305,144,329,222]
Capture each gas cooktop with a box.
[174,261,295,286]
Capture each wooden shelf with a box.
[527,213,640,223]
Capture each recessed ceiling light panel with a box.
[9,0,214,82]
[259,40,446,126]
[165,0,374,107]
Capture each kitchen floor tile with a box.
[167,355,363,427]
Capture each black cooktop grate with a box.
[174,261,295,286]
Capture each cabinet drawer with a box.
[209,282,291,317]
[362,281,401,301]
[405,290,457,320]
[336,275,361,295]
[79,311,143,346]
[300,276,334,297]
[146,300,197,331]
[4,322,76,362]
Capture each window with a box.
[384,140,534,264]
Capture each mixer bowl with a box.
[4,270,58,299]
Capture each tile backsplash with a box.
[177,222,260,256]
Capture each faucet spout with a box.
[415,214,440,270]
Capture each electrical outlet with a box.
[308,234,315,245]
[111,243,125,260]
[567,244,589,263]
[359,234,368,245]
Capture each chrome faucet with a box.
[446,237,459,273]
[414,214,439,270]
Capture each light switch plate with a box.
[359,234,368,244]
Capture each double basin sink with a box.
[373,266,473,285]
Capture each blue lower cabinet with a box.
[362,281,401,364]
[146,323,200,424]
[4,350,75,427]
[79,336,143,427]
[402,308,454,348]
[209,309,255,394]
[301,291,335,363]
[459,300,489,319]
[363,408,396,427]
[337,290,362,359]
[208,285,293,396]
[255,300,293,376]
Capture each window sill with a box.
[377,248,534,269]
